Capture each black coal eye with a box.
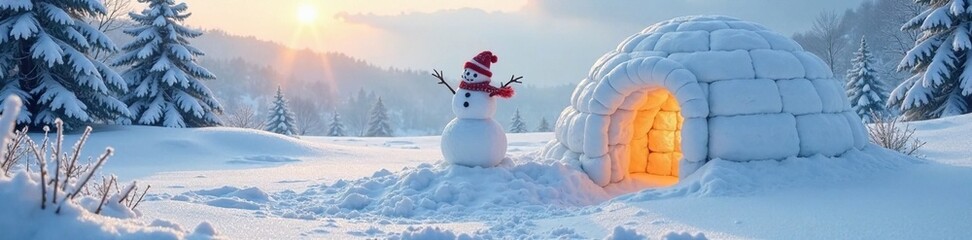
[473,73,478,77]
[465,72,470,76]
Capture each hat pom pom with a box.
[490,55,498,63]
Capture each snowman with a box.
[431,51,522,168]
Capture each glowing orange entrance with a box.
[627,88,682,187]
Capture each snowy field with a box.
[47,115,972,239]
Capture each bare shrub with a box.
[223,105,264,129]
[867,112,926,157]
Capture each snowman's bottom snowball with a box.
[441,118,507,168]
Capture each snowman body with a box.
[441,67,507,168]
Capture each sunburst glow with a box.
[296,4,318,24]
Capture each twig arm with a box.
[431,69,456,94]
[501,75,524,88]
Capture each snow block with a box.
[668,50,754,82]
[593,54,632,84]
[655,31,710,53]
[580,155,611,186]
[680,117,708,162]
[842,112,869,149]
[664,69,695,94]
[680,98,709,118]
[647,153,673,175]
[793,51,834,79]
[710,29,770,50]
[633,34,664,51]
[648,130,677,152]
[608,109,635,145]
[725,21,766,31]
[570,78,590,108]
[795,113,854,157]
[619,34,651,52]
[750,49,806,79]
[709,113,800,160]
[556,108,575,145]
[610,148,625,183]
[619,90,647,111]
[676,20,730,32]
[756,31,803,51]
[777,79,824,115]
[811,79,847,113]
[566,112,586,152]
[653,111,679,131]
[629,144,648,174]
[583,114,610,157]
[708,79,783,116]
[612,144,630,178]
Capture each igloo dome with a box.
[541,15,869,187]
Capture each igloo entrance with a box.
[627,88,682,187]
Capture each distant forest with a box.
[107,29,574,136]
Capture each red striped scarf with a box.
[458,81,514,98]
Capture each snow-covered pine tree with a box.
[846,37,889,122]
[264,86,297,136]
[364,97,392,137]
[536,117,552,132]
[111,0,222,127]
[0,0,130,129]
[509,108,528,133]
[326,112,346,136]
[891,0,972,120]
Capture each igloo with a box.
[541,15,869,187]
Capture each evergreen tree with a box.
[0,0,131,129]
[326,112,346,137]
[264,86,297,136]
[364,97,392,137]
[891,0,972,120]
[509,108,528,133]
[536,117,552,132]
[846,37,889,122]
[111,0,222,127]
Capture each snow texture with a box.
[0,171,222,239]
[542,15,867,186]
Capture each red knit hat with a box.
[464,51,498,77]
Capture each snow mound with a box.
[267,156,611,221]
[0,172,220,239]
[169,186,272,210]
[68,126,323,179]
[620,146,916,201]
[388,226,472,240]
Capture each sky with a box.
[176,0,868,86]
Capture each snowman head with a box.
[461,68,491,83]
[463,51,498,84]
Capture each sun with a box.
[296,4,318,24]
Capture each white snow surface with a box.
[29,115,971,239]
[0,171,220,239]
